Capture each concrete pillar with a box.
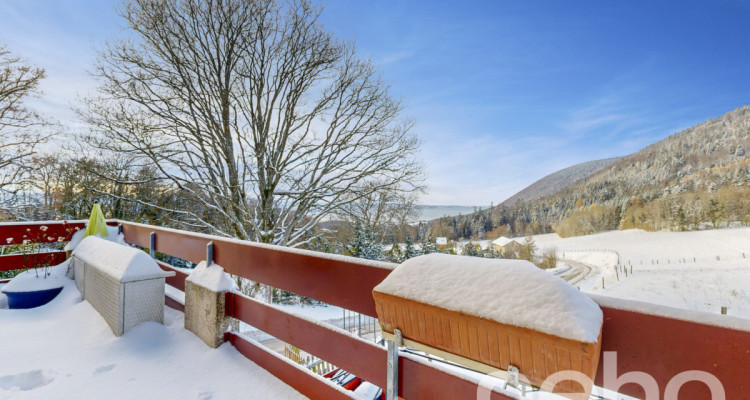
[184,280,231,348]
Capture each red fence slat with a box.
[120,222,207,262]
[0,220,86,245]
[227,292,386,385]
[0,252,67,272]
[226,292,517,400]
[156,260,189,292]
[226,333,356,400]
[164,295,185,312]
[399,357,517,400]
[120,222,393,318]
[595,306,750,399]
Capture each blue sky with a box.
[2,1,749,205]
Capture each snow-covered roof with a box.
[72,236,170,282]
[374,253,603,343]
[491,236,518,247]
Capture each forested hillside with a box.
[502,157,622,206]
[421,105,750,240]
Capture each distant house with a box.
[436,237,448,249]
[492,236,522,258]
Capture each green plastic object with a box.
[84,203,109,238]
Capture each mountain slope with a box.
[424,105,750,240]
[502,157,622,206]
[560,105,749,204]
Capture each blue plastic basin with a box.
[5,287,63,309]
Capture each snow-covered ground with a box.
[0,269,305,400]
[532,227,750,318]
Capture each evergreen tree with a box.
[708,198,724,228]
[388,243,404,263]
[404,235,422,260]
[420,236,438,255]
[483,246,501,259]
[347,224,382,260]
[462,242,481,257]
[309,235,340,255]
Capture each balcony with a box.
[1,219,749,399]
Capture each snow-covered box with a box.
[72,236,175,336]
[373,253,603,397]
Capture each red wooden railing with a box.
[2,219,750,400]
[0,252,67,273]
[0,220,86,245]
[117,221,510,400]
[0,220,88,283]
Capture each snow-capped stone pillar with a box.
[184,261,236,348]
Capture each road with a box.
[555,259,596,286]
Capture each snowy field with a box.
[0,269,305,400]
[532,227,750,318]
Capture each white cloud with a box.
[377,50,414,66]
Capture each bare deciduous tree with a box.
[335,182,422,243]
[0,43,47,201]
[81,0,423,249]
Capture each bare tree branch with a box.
[79,0,424,253]
[0,43,48,202]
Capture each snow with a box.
[374,253,603,343]
[186,261,237,292]
[0,260,68,293]
[238,303,345,339]
[532,227,750,318]
[0,275,305,399]
[72,236,171,282]
[164,284,185,305]
[598,268,750,317]
[352,381,381,399]
[233,332,355,398]
[64,225,125,252]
